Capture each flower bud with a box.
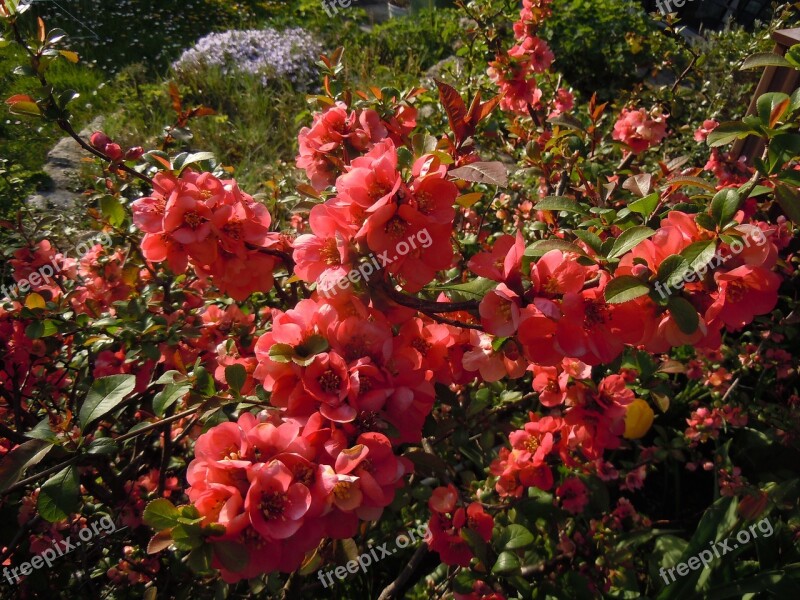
[125,146,144,161]
[104,143,124,161]
[90,131,112,149]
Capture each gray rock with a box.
[26,116,105,210]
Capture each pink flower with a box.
[245,461,311,540]
[556,477,589,514]
[612,106,669,154]
[694,119,719,142]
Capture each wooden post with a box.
[731,27,800,164]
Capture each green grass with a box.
[103,65,312,194]
[0,45,112,217]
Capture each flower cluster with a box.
[172,28,323,86]
[294,140,456,294]
[490,373,634,498]
[186,408,411,580]
[131,170,286,300]
[612,106,669,154]
[487,0,555,114]
[469,212,781,375]
[296,100,417,190]
[427,485,495,566]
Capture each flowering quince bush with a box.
[1,1,800,598]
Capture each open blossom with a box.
[131,171,282,300]
[612,106,669,153]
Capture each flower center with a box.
[260,491,286,520]
[318,370,341,394]
[412,338,431,355]
[184,210,204,228]
[726,280,747,303]
[333,481,353,500]
[320,239,341,266]
[223,220,242,240]
[584,300,607,327]
[385,217,408,239]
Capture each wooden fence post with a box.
[731,27,800,164]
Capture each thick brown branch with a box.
[377,281,480,314]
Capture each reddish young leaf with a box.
[168,82,182,116]
[435,80,468,143]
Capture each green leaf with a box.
[695,213,717,232]
[680,240,718,274]
[153,382,190,417]
[572,230,603,253]
[453,569,478,594]
[608,226,656,259]
[79,374,136,431]
[524,239,588,258]
[706,122,760,147]
[785,43,800,69]
[86,438,118,455]
[534,196,588,215]
[212,540,249,572]
[224,364,247,393]
[155,370,185,385]
[402,450,449,480]
[503,524,535,550]
[0,439,53,492]
[656,255,690,289]
[775,184,800,224]
[492,550,521,575]
[628,192,659,219]
[37,465,80,522]
[547,112,585,131]
[710,188,741,227]
[461,527,489,567]
[757,92,791,126]
[668,297,699,335]
[187,544,214,573]
[293,335,329,366]
[739,52,792,70]
[143,498,181,531]
[99,196,125,227]
[24,321,52,339]
[430,276,498,303]
[268,343,294,363]
[604,276,650,304]
[655,496,739,600]
[193,366,216,396]
[26,418,59,443]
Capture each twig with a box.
[376,543,429,600]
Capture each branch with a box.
[376,542,429,600]
[377,281,480,314]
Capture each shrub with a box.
[172,28,324,88]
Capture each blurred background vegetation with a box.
[0,0,789,217]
